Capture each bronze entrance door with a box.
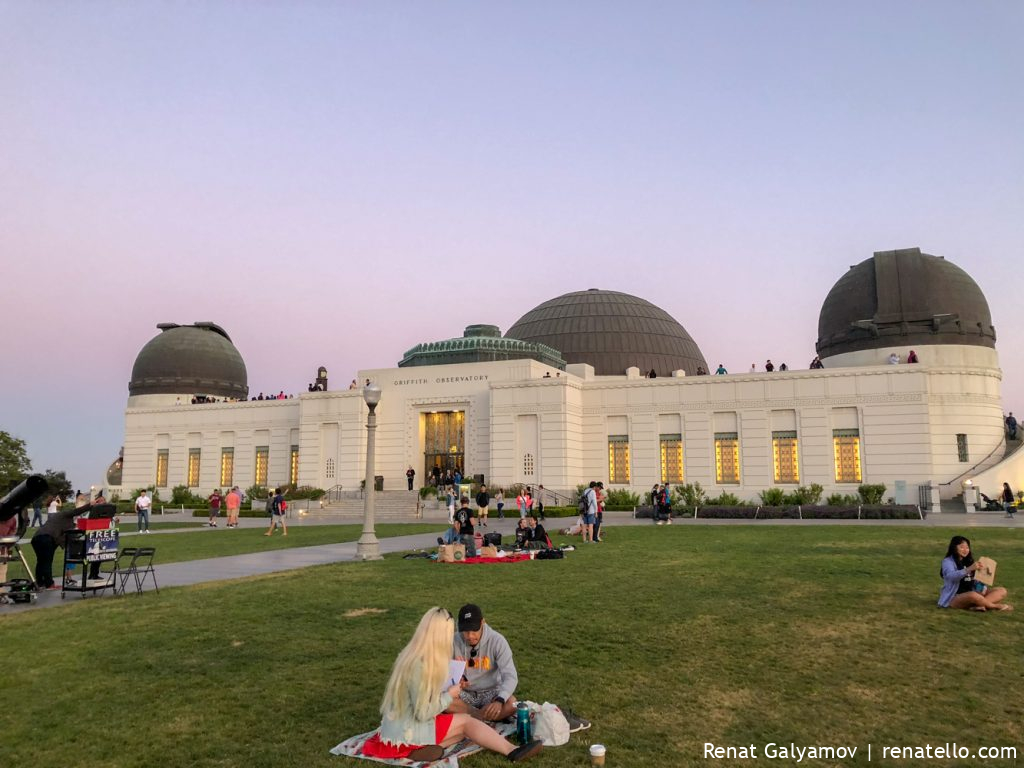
[423,411,465,479]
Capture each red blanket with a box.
[438,554,533,564]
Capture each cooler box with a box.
[76,518,111,531]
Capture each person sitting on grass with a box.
[264,488,288,537]
[938,535,1011,612]
[526,514,551,549]
[360,607,542,764]
[449,604,522,724]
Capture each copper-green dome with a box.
[129,322,248,398]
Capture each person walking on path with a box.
[225,486,241,528]
[495,490,505,519]
[264,488,288,536]
[1002,482,1016,519]
[475,484,490,527]
[208,489,222,527]
[516,490,527,519]
[135,490,152,533]
[446,488,456,524]
[1006,412,1018,440]
[30,498,44,527]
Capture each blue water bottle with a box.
[515,701,532,744]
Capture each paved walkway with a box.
[3,508,1018,615]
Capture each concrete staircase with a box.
[308,490,448,521]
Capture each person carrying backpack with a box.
[264,488,288,536]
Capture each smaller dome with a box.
[817,248,996,359]
[129,322,248,398]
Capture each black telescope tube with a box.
[0,475,49,522]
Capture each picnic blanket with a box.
[439,554,534,565]
[331,723,517,767]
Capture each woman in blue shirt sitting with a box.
[361,607,543,763]
[937,536,1011,612]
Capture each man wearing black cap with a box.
[449,604,519,722]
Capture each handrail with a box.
[325,485,345,503]
[939,438,1007,488]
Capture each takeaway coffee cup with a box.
[590,744,606,766]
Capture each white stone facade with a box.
[116,350,1010,503]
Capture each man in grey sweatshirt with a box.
[449,603,519,722]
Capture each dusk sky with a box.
[2,2,1022,492]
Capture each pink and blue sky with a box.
[2,2,1022,491]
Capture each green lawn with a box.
[2,526,1021,767]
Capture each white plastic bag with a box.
[526,701,570,746]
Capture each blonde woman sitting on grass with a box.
[361,607,543,763]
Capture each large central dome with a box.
[505,289,707,376]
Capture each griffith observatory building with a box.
[109,248,1020,506]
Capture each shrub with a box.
[858,484,887,505]
[783,484,823,505]
[419,486,437,499]
[170,485,206,507]
[286,486,325,500]
[604,488,640,507]
[826,493,860,506]
[674,482,707,508]
[759,488,786,506]
[705,492,746,506]
[539,505,579,518]
[246,484,268,501]
[695,506,757,519]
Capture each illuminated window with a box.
[220,448,234,487]
[956,434,969,463]
[608,435,630,484]
[155,450,169,488]
[187,449,201,487]
[715,432,740,484]
[523,453,535,476]
[255,446,269,486]
[290,445,299,486]
[833,430,862,483]
[659,434,684,483]
[772,431,800,484]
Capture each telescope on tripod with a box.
[1,475,49,603]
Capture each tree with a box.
[0,431,32,492]
[41,469,72,499]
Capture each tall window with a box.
[155,450,169,488]
[290,445,299,486]
[608,435,630,484]
[772,431,800,484]
[715,432,740,484]
[220,448,234,487]
[187,449,201,487]
[956,434,969,463]
[522,453,535,477]
[660,434,684,483]
[833,429,862,483]
[255,446,269,486]
[325,458,335,481]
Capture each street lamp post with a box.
[357,383,383,560]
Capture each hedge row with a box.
[686,504,922,520]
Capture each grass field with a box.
[2,525,1021,767]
